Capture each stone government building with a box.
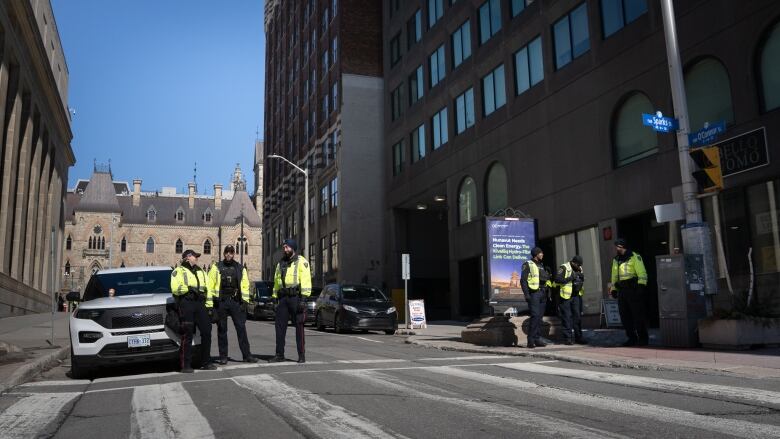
[61,165,262,294]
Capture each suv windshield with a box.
[342,286,387,301]
[83,269,173,301]
[254,281,273,299]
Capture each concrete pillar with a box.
[11,95,34,280]
[22,123,43,284]
[40,162,60,293]
[188,182,196,209]
[132,179,141,206]
[214,184,222,210]
[0,72,22,274]
[33,141,51,290]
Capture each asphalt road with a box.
[2,319,780,438]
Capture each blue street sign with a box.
[642,111,679,133]
[688,120,726,147]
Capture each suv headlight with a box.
[75,309,104,321]
[343,305,359,313]
[386,307,396,314]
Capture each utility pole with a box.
[660,0,717,310]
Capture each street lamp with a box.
[267,154,308,259]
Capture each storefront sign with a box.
[408,299,427,329]
[713,127,769,177]
[485,217,536,302]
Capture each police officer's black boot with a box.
[297,353,305,364]
[269,354,285,363]
[244,355,258,363]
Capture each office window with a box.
[391,84,403,121]
[409,65,424,106]
[429,45,446,88]
[458,177,477,225]
[309,243,316,275]
[553,3,590,69]
[390,33,402,67]
[452,20,472,68]
[330,231,339,270]
[330,177,338,208]
[332,0,338,16]
[511,0,534,17]
[478,0,502,44]
[408,9,423,49]
[309,196,315,223]
[613,92,657,166]
[428,0,444,28]
[321,237,328,274]
[411,124,426,162]
[320,185,329,216]
[432,107,449,150]
[455,88,475,134]
[482,64,506,116]
[684,57,735,131]
[393,140,405,176]
[322,93,329,120]
[760,21,780,112]
[390,0,400,17]
[332,81,339,112]
[322,49,329,75]
[514,36,543,94]
[322,7,329,34]
[485,162,508,214]
[332,37,338,64]
[601,0,647,38]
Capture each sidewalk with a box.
[403,321,780,379]
[0,312,70,394]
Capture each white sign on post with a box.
[409,299,427,329]
[601,299,622,327]
[401,253,410,280]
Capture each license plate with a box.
[127,334,151,348]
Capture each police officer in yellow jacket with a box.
[270,239,312,363]
[556,255,586,345]
[208,245,257,365]
[610,238,649,346]
[521,247,552,348]
[171,249,216,372]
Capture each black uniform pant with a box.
[178,297,211,369]
[618,286,648,344]
[274,295,306,357]
[559,295,583,342]
[525,290,546,343]
[217,297,252,361]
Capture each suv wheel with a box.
[384,329,395,335]
[70,345,90,379]
[315,312,326,331]
[334,313,346,334]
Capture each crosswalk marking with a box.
[340,369,631,439]
[497,362,780,408]
[130,382,215,439]
[427,365,780,439]
[232,374,408,439]
[0,392,80,438]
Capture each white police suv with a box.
[68,266,200,378]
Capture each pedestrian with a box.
[170,249,217,373]
[556,255,586,345]
[609,238,649,346]
[208,245,257,365]
[521,247,552,348]
[57,294,65,311]
[270,239,312,363]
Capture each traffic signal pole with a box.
[661,0,717,313]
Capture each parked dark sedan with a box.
[314,284,397,334]
[247,281,275,320]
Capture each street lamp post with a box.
[267,155,308,258]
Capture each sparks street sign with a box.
[688,121,726,147]
[642,111,679,133]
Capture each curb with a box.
[0,345,69,394]
[405,338,751,378]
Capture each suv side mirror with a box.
[66,291,81,302]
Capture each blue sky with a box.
[51,0,265,195]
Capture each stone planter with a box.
[697,318,780,349]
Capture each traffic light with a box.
[689,145,723,192]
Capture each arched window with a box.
[88,237,93,250]
[66,235,72,250]
[146,237,155,253]
[613,92,657,167]
[176,209,185,222]
[175,239,183,254]
[485,162,508,215]
[120,237,127,252]
[760,21,780,112]
[458,176,478,225]
[147,208,157,222]
[203,210,212,223]
[90,262,101,275]
[684,57,734,130]
[101,237,106,250]
[64,261,71,275]
[203,239,212,255]
[237,236,249,255]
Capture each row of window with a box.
[457,162,509,225]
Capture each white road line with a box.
[497,362,780,408]
[340,369,629,439]
[306,329,384,343]
[431,366,780,439]
[130,382,215,439]
[0,392,80,438]
[337,359,407,364]
[94,371,181,383]
[232,374,408,439]
[21,379,91,387]
[220,361,327,370]
[414,355,514,361]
